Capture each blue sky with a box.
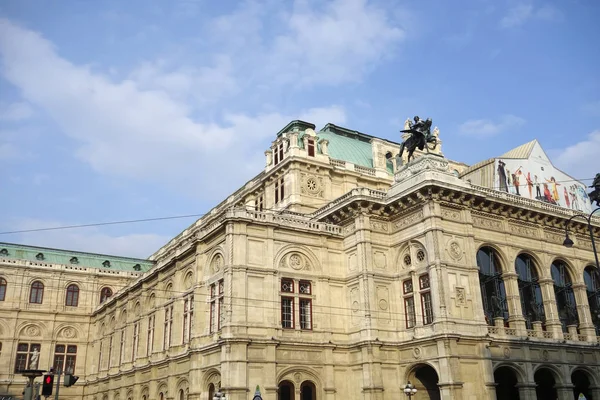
[1,0,599,257]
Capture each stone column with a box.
[555,384,575,400]
[515,383,537,400]
[573,282,596,340]
[503,271,527,334]
[539,278,562,337]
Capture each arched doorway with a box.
[572,369,594,400]
[534,367,557,400]
[408,364,440,400]
[278,380,294,400]
[300,381,316,400]
[494,366,520,400]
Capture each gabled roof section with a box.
[501,139,543,159]
[0,242,155,272]
[276,120,316,137]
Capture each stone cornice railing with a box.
[0,257,143,277]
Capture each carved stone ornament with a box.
[294,372,302,383]
[373,251,387,269]
[395,154,450,183]
[370,220,388,232]
[394,210,424,231]
[503,347,511,359]
[25,325,41,337]
[211,254,223,273]
[61,327,76,338]
[542,350,549,361]
[447,239,463,261]
[441,207,461,221]
[455,287,466,306]
[413,347,422,359]
[184,272,194,290]
[473,215,503,230]
[282,252,310,271]
[301,173,323,197]
[378,299,389,310]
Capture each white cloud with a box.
[0,218,171,258]
[552,130,600,184]
[500,3,562,28]
[0,19,346,199]
[0,101,33,121]
[268,0,405,86]
[1,218,171,258]
[458,114,525,137]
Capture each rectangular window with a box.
[307,138,315,157]
[210,280,224,333]
[403,279,413,294]
[281,297,294,328]
[281,279,294,293]
[274,142,284,165]
[419,274,430,290]
[147,313,155,357]
[118,329,125,364]
[108,335,113,368]
[163,305,173,350]
[14,343,40,372]
[299,281,311,294]
[53,344,77,374]
[300,299,312,330]
[183,296,194,344]
[405,297,416,328]
[274,177,284,204]
[98,339,103,371]
[132,322,139,361]
[421,292,433,325]
[255,195,264,212]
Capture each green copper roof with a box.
[0,242,154,272]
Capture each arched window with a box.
[178,389,184,400]
[476,247,508,325]
[208,384,215,400]
[100,287,113,304]
[0,277,6,301]
[65,284,79,307]
[583,266,600,335]
[551,260,578,332]
[515,254,545,329]
[29,281,44,304]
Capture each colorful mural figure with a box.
[494,157,592,213]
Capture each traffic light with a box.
[64,374,79,387]
[42,374,54,396]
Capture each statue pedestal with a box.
[388,153,469,198]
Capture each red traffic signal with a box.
[42,374,54,396]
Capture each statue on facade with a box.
[29,348,39,370]
[399,116,438,162]
[589,173,600,207]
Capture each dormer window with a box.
[102,260,111,268]
[307,137,315,157]
[0,248,8,256]
[35,253,44,260]
[133,264,142,271]
[70,257,79,264]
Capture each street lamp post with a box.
[403,381,417,398]
[563,207,600,269]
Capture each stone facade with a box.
[1,121,599,400]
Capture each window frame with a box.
[100,287,113,304]
[14,343,41,372]
[65,284,79,307]
[0,277,6,301]
[209,280,224,333]
[53,344,77,374]
[29,281,44,304]
[281,297,295,329]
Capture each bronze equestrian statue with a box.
[590,173,600,207]
[399,116,437,162]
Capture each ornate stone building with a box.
[1,120,599,400]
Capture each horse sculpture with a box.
[590,173,600,207]
[398,116,437,162]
